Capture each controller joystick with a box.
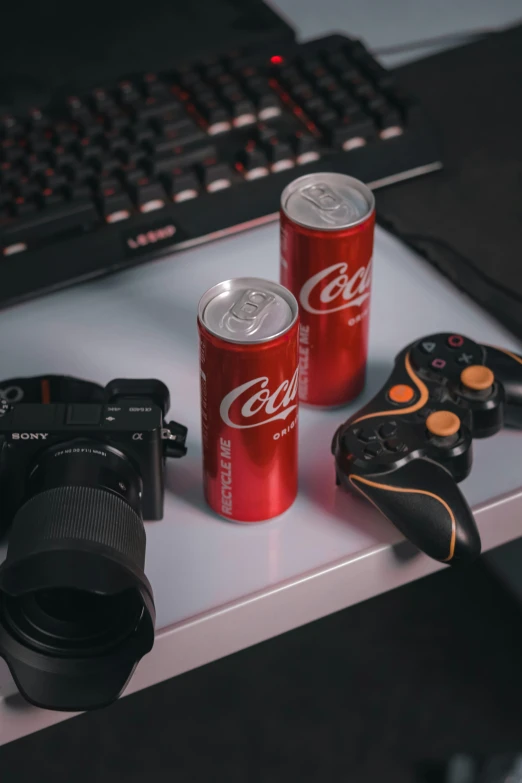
[332,333,522,564]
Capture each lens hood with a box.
[0,485,155,711]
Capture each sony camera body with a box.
[0,376,187,712]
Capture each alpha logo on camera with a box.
[220,369,299,429]
[12,433,49,440]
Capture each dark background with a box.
[1,554,522,783]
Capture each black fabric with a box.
[378,25,522,341]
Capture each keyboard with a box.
[0,34,441,309]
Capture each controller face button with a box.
[430,358,447,370]
[447,335,465,348]
[460,365,494,391]
[457,352,475,365]
[379,421,397,438]
[426,410,460,437]
[357,426,378,443]
[420,340,437,354]
[388,384,415,404]
[364,442,384,458]
[384,438,406,452]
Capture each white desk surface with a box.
[1,0,522,747]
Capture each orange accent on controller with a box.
[460,365,494,391]
[349,474,456,562]
[388,384,415,404]
[353,352,429,425]
[426,410,460,437]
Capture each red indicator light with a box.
[270,55,284,65]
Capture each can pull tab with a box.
[301,183,343,211]
[224,289,276,335]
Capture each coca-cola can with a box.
[280,172,375,407]
[198,278,299,522]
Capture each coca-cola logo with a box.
[300,260,372,315]
[220,369,298,429]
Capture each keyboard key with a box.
[91,88,116,113]
[130,177,166,213]
[24,154,50,177]
[151,143,216,175]
[39,168,68,190]
[142,73,170,98]
[148,120,206,154]
[14,196,39,217]
[98,185,133,223]
[26,132,52,156]
[222,92,256,127]
[237,145,269,180]
[293,131,320,164]
[256,93,281,121]
[133,97,185,122]
[264,137,294,172]
[118,80,140,105]
[168,171,200,202]
[39,187,66,208]
[14,178,41,200]
[120,163,148,186]
[67,164,96,185]
[0,198,99,246]
[126,122,156,146]
[375,104,404,139]
[197,99,231,135]
[202,162,233,192]
[1,141,25,164]
[66,183,92,201]
[50,147,79,170]
[0,116,23,140]
[328,112,375,149]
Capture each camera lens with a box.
[0,440,155,711]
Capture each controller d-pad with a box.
[384,438,407,452]
[379,421,397,438]
[364,442,383,458]
[357,426,378,443]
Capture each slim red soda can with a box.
[198,278,299,522]
[280,173,375,407]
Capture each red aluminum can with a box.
[198,278,299,522]
[280,173,375,407]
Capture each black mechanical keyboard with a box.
[0,34,441,309]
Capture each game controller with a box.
[332,333,522,565]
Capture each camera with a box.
[0,375,187,711]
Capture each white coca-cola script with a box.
[300,260,372,315]
[220,369,299,429]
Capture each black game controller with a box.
[332,333,522,565]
